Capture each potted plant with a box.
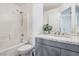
[43,24,52,34]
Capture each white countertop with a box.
[35,34,79,45]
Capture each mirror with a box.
[76,5,79,34]
[44,4,79,35]
[60,7,72,34]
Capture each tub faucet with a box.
[20,34,24,42]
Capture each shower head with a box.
[16,9,23,14]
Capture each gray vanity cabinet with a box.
[61,49,79,56]
[35,38,60,56]
[41,44,60,56]
[35,38,79,56]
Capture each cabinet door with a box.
[42,45,60,56]
[61,49,79,56]
[35,43,43,56]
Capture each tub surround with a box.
[0,41,28,56]
[35,34,79,45]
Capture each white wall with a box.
[0,3,21,50]
[32,3,43,46]
[32,3,43,35]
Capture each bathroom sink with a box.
[36,34,79,45]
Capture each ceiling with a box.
[15,3,63,11]
[44,3,63,11]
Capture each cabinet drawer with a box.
[35,44,43,56]
[36,38,79,53]
[38,38,67,49]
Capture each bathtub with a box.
[0,41,28,56]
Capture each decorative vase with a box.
[44,31,50,34]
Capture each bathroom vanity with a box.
[35,35,79,56]
[35,4,79,56]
